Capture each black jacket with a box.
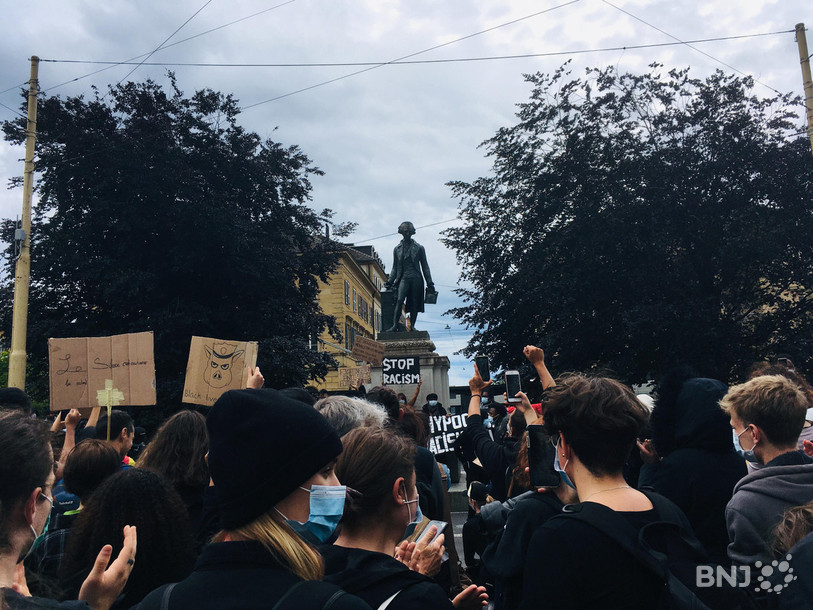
[321,545,453,609]
[136,541,370,609]
[481,492,564,610]
[466,413,519,502]
[640,377,746,564]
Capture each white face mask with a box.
[428,400,438,407]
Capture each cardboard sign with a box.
[338,364,372,388]
[48,332,156,411]
[182,336,258,406]
[382,356,421,385]
[350,336,386,366]
[427,414,469,454]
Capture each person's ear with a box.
[24,487,41,527]
[392,476,406,505]
[559,433,571,460]
[750,425,763,445]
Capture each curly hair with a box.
[59,468,194,607]
[542,374,649,477]
[136,410,209,489]
[772,500,813,556]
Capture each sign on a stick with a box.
[48,332,156,411]
[182,336,258,406]
[338,364,372,388]
[350,336,386,366]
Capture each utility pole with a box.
[796,24,813,155]
[8,56,39,389]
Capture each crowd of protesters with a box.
[2,345,813,610]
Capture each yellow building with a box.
[315,244,387,392]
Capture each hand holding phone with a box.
[474,355,490,383]
[504,370,522,403]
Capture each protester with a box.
[367,386,402,422]
[0,411,136,610]
[314,396,387,437]
[136,389,370,609]
[637,367,746,564]
[94,411,135,467]
[721,374,813,565]
[422,393,447,417]
[0,387,32,414]
[25,440,121,589]
[322,426,487,609]
[461,482,495,579]
[518,374,698,608]
[135,410,209,536]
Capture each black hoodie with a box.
[321,545,453,610]
[639,376,747,564]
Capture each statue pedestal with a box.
[371,331,450,410]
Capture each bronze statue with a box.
[384,221,436,332]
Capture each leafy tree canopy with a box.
[2,75,350,413]
[443,63,813,384]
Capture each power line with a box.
[600,0,786,96]
[355,218,460,243]
[39,30,795,69]
[0,99,26,119]
[105,0,215,98]
[242,0,583,109]
[0,81,30,97]
[41,0,299,94]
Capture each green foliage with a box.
[443,63,813,383]
[2,76,345,414]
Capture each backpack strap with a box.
[160,582,177,610]
[377,589,402,610]
[271,580,347,610]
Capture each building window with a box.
[344,280,350,306]
[375,310,381,332]
[345,323,350,349]
[353,288,357,312]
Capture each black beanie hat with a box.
[207,388,342,530]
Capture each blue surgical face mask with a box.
[484,416,494,428]
[553,438,576,489]
[276,484,346,544]
[402,488,423,539]
[428,400,438,407]
[732,428,758,463]
[480,397,488,405]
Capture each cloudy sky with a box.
[0,0,810,385]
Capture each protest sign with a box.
[182,336,258,406]
[338,364,372,388]
[427,413,468,454]
[381,356,421,385]
[48,332,156,411]
[350,336,385,366]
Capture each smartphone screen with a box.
[527,426,561,488]
[417,520,447,544]
[505,370,521,402]
[475,355,490,382]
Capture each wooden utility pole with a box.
[796,24,813,155]
[8,56,39,390]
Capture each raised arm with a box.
[523,345,555,390]
[408,379,423,408]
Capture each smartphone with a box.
[527,426,561,489]
[475,355,490,382]
[504,369,521,403]
[417,520,447,544]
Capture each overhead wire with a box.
[38,30,795,69]
[355,219,460,243]
[600,0,787,96]
[104,0,215,98]
[41,0,299,94]
[242,0,583,109]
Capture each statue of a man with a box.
[384,221,436,332]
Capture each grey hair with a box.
[313,396,387,437]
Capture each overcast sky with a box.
[1,0,810,386]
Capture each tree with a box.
[2,76,350,410]
[443,64,813,384]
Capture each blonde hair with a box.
[214,509,323,581]
[720,375,809,446]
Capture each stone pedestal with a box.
[372,331,450,410]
